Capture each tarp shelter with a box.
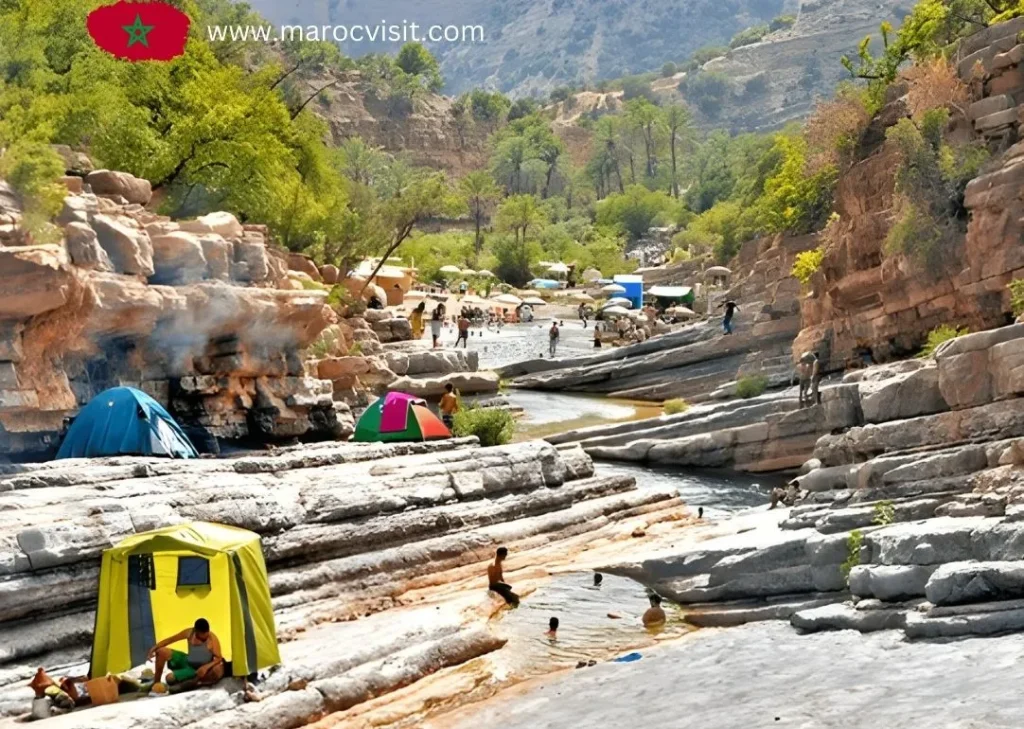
[528,278,561,290]
[57,387,197,460]
[613,274,644,310]
[648,285,695,306]
[354,392,451,442]
[90,522,279,679]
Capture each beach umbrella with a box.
[667,306,697,318]
[493,293,523,306]
[462,268,477,276]
[477,270,495,277]
[582,267,602,282]
[523,296,547,306]
[439,265,462,274]
[601,283,627,294]
[602,306,630,318]
[547,262,571,275]
[572,293,595,302]
[354,392,450,442]
[704,266,732,278]
[605,297,632,308]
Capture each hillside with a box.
[250,0,904,99]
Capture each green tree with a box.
[394,42,443,91]
[664,104,694,198]
[625,98,663,179]
[459,171,501,256]
[595,185,676,241]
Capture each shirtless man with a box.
[487,546,520,606]
[148,618,224,687]
[642,594,666,627]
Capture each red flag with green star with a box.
[87,1,190,62]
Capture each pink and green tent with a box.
[353,392,451,442]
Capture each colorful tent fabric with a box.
[90,522,280,679]
[354,392,451,442]
[57,387,197,459]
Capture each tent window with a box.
[129,554,156,590]
[177,556,210,588]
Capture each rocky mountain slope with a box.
[251,0,908,106]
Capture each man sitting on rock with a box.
[148,618,224,690]
[487,546,520,606]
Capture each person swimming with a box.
[593,573,603,587]
[642,594,666,627]
[546,616,559,639]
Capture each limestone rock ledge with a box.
[0,439,684,725]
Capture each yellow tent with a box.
[90,522,280,678]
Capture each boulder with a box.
[91,214,154,276]
[57,194,97,226]
[287,253,322,281]
[925,560,1024,606]
[198,234,232,281]
[390,371,500,398]
[0,245,80,320]
[848,564,935,601]
[64,222,113,271]
[60,176,83,194]
[51,145,94,175]
[317,356,371,379]
[321,265,339,284]
[85,170,151,205]
[858,364,947,423]
[179,211,244,239]
[991,336,1024,401]
[149,232,208,285]
[234,240,269,282]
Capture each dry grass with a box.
[903,58,970,121]
[804,90,871,174]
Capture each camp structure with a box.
[90,522,280,679]
[57,386,198,460]
[353,391,451,442]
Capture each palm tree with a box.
[496,194,546,249]
[664,104,694,198]
[459,171,500,256]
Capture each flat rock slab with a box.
[435,621,1024,729]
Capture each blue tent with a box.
[57,387,198,460]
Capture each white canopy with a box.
[462,295,487,305]
[573,293,595,302]
[605,297,632,308]
[462,268,477,275]
[523,296,547,306]
[547,262,571,274]
[439,265,462,274]
[704,266,732,278]
[477,270,495,277]
[648,285,693,299]
[582,267,602,282]
[601,283,627,294]
[493,293,523,306]
[602,306,631,317]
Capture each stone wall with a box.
[794,19,1024,371]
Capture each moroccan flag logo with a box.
[87,1,190,61]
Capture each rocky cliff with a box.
[794,18,1024,371]
[0,170,356,459]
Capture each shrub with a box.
[621,76,656,102]
[736,374,768,399]
[1010,278,1024,317]
[804,85,871,173]
[663,398,690,415]
[872,500,896,526]
[662,61,678,77]
[682,71,732,117]
[452,406,516,446]
[769,14,797,31]
[917,324,969,358]
[841,529,864,581]
[903,58,969,121]
[308,328,339,358]
[743,74,769,98]
[791,246,825,286]
[729,24,769,49]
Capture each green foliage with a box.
[683,71,733,117]
[595,185,678,241]
[842,530,864,581]
[918,324,969,358]
[884,114,988,274]
[308,328,339,358]
[872,501,896,526]
[549,87,573,103]
[452,406,516,446]
[621,76,656,102]
[467,89,511,125]
[1010,279,1024,317]
[663,398,690,415]
[730,24,769,49]
[755,134,837,236]
[769,14,797,31]
[792,246,825,286]
[394,42,443,92]
[736,374,768,399]
[0,140,66,237]
[662,61,679,77]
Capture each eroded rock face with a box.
[150,231,208,284]
[91,214,154,276]
[85,170,152,205]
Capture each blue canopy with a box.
[528,279,562,290]
[57,387,198,460]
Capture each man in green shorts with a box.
[148,618,224,687]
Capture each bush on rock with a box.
[452,406,515,446]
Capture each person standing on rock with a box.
[578,303,588,329]
[440,383,459,430]
[798,352,821,407]
[456,314,471,348]
[409,302,426,341]
[430,305,445,349]
[549,322,560,357]
[488,546,520,606]
[718,300,739,335]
